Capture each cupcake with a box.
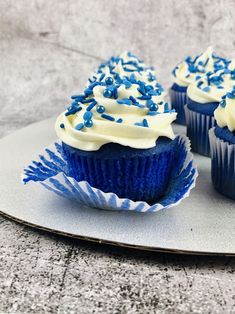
[55,66,178,204]
[185,68,235,156]
[89,51,166,103]
[209,88,235,200]
[170,47,229,125]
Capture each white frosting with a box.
[56,82,176,151]
[214,93,235,132]
[89,51,166,102]
[172,47,229,87]
[187,69,235,103]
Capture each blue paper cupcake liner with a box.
[170,88,187,125]
[209,128,235,200]
[185,105,216,157]
[62,138,179,203]
[22,135,198,213]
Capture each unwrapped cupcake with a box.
[209,88,235,200]
[23,52,197,212]
[56,70,177,203]
[171,47,229,125]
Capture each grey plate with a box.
[0,118,235,255]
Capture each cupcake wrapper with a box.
[185,105,216,157]
[170,89,187,125]
[63,139,180,204]
[209,128,235,200]
[22,135,198,213]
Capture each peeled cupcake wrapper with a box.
[170,88,187,125]
[209,128,235,200]
[22,135,198,213]
[185,105,216,157]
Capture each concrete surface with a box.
[0,0,235,313]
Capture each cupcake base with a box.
[22,136,197,212]
[62,138,181,203]
[209,128,235,200]
[170,84,187,125]
[185,105,216,157]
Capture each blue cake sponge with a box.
[214,125,235,145]
[187,97,219,115]
[62,137,185,204]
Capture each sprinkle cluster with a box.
[172,52,230,80]
[61,73,173,131]
[196,69,235,93]
[59,52,175,132]
[220,86,235,108]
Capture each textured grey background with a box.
[0,0,235,313]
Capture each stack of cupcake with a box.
[23,51,197,212]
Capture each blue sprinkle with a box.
[70,101,78,106]
[75,123,84,131]
[83,111,93,120]
[86,101,97,111]
[65,107,82,116]
[195,75,201,81]
[220,99,226,108]
[60,123,65,129]
[217,86,224,89]
[143,119,149,127]
[129,74,136,82]
[149,89,162,96]
[101,114,115,121]
[99,73,105,82]
[204,58,209,66]
[113,87,118,99]
[148,72,156,82]
[146,85,154,92]
[137,88,146,96]
[123,79,132,89]
[117,98,131,105]
[203,86,210,93]
[226,92,235,99]
[164,103,169,112]
[149,103,158,111]
[197,81,203,89]
[84,120,93,128]
[105,76,113,85]
[103,89,112,98]
[71,94,84,100]
[96,105,105,113]
[134,119,149,127]
[116,118,123,123]
[81,98,95,104]
[138,95,152,100]
[129,96,138,104]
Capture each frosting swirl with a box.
[89,51,166,101]
[187,68,235,103]
[56,71,176,151]
[214,88,235,132]
[172,47,230,87]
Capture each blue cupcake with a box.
[185,67,235,156]
[55,55,179,203]
[209,89,235,200]
[171,47,229,125]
